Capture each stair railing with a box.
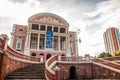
[45,54,58,80]
[0,34,41,80]
[92,58,120,73]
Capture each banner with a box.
[46,30,53,50]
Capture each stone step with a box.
[11,71,44,74]
[5,63,46,79]
[5,79,46,80]
[6,75,45,79]
[7,73,44,76]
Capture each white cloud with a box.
[80,0,120,56]
[0,0,120,56]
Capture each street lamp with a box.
[77,29,81,80]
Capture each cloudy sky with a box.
[0,0,120,56]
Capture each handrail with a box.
[6,46,40,62]
[0,34,41,80]
[61,56,86,62]
[45,54,58,80]
[92,58,120,73]
[104,56,120,61]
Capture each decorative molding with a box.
[28,13,69,26]
[34,16,65,26]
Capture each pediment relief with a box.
[28,13,69,26]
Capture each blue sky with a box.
[0,0,120,56]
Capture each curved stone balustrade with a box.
[92,58,120,73]
[0,34,42,80]
[6,46,40,62]
[45,54,58,80]
[104,56,120,61]
[45,55,92,80]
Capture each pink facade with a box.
[10,13,77,61]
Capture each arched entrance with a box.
[46,54,51,60]
[70,66,76,80]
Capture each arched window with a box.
[39,53,44,56]
[31,53,36,57]
[16,42,21,49]
[16,36,22,50]
[46,54,51,60]
[61,54,65,56]
[18,29,23,32]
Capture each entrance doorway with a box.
[46,54,51,60]
[70,66,76,80]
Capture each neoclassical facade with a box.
[10,13,77,60]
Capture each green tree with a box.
[115,51,120,56]
[97,52,112,58]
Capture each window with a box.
[47,26,52,31]
[54,27,58,32]
[60,28,66,33]
[16,37,22,50]
[60,37,66,51]
[31,53,36,57]
[18,29,23,32]
[17,42,21,49]
[53,36,58,50]
[40,25,46,31]
[31,24,39,30]
[70,47,73,53]
[30,33,38,49]
[39,34,45,49]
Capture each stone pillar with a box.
[85,54,90,61]
[58,55,61,61]
[37,34,40,50]
[54,66,60,80]
[28,33,31,48]
[40,56,44,62]
[1,34,9,50]
[24,33,31,55]
[58,35,60,51]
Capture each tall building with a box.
[103,27,120,54]
[10,13,78,61]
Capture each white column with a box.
[58,35,60,51]
[29,23,32,30]
[10,36,14,47]
[25,32,29,48]
[67,34,71,57]
[37,34,40,50]
[46,25,47,31]
[52,26,53,31]
[45,34,46,50]
[58,27,60,33]
[24,32,31,55]
[39,24,41,30]
[52,26,54,50]
[65,36,67,51]
[28,33,31,48]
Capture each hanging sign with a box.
[46,30,53,50]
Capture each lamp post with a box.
[77,29,81,80]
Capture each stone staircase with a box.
[5,63,46,80]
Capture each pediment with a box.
[28,13,69,26]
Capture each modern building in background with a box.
[103,27,120,55]
[10,13,77,61]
